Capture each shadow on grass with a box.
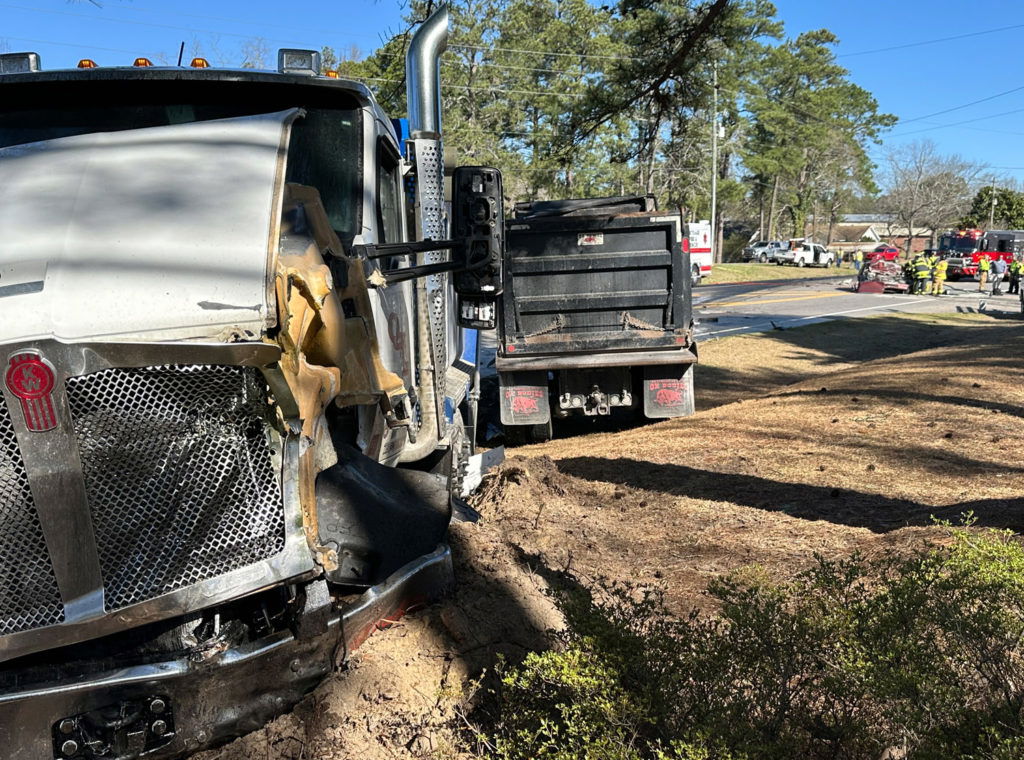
[555,456,1024,534]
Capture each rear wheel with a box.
[691,264,700,287]
[759,253,768,263]
[797,257,806,268]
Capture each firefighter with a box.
[1009,258,1022,295]
[978,254,991,292]
[931,256,948,295]
[913,254,932,294]
[902,257,915,289]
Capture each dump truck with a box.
[496,196,697,442]
[0,7,503,758]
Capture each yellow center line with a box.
[707,292,849,308]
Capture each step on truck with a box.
[0,7,504,759]
[496,196,697,442]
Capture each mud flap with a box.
[643,364,695,418]
[498,370,551,426]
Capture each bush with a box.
[469,525,1024,759]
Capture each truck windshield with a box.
[0,78,363,241]
[940,237,978,254]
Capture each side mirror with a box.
[451,166,503,329]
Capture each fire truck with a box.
[938,229,1024,279]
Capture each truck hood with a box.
[0,109,299,344]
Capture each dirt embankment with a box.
[200,312,1024,759]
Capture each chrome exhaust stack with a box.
[406,4,449,139]
[400,4,451,461]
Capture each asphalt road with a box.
[693,268,1022,339]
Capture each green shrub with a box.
[469,525,1024,759]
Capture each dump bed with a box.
[499,208,694,359]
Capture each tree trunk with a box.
[906,217,914,256]
[758,190,765,240]
[769,176,780,239]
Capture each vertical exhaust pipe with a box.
[406,5,449,138]
[400,4,451,463]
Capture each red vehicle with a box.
[867,245,900,261]
[938,229,1023,279]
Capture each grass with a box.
[694,311,1010,410]
[705,262,854,284]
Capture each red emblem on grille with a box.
[5,353,57,432]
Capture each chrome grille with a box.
[66,365,286,612]
[0,396,64,634]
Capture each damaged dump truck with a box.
[0,7,503,759]
[497,196,697,442]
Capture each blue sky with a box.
[3,0,1024,182]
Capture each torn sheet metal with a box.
[460,446,505,498]
[272,184,410,558]
[0,110,299,344]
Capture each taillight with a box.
[682,236,690,254]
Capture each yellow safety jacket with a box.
[979,257,991,272]
[933,260,948,277]
[914,260,932,279]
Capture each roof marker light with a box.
[77,59,98,69]
[133,57,153,67]
[324,70,339,78]
[0,52,41,74]
[190,57,210,68]
[277,48,321,76]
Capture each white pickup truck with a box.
[776,241,835,268]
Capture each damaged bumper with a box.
[0,545,453,760]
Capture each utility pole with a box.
[989,183,998,229]
[710,61,719,264]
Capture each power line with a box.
[351,75,584,99]
[450,42,639,62]
[2,35,140,56]
[897,84,1024,125]
[888,105,1024,138]
[837,21,1024,58]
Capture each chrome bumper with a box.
[0,545,453,760]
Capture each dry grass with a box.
[480,311,1024,612]
[704,262,853,284]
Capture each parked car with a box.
[867,245,900,261]
[742,240,788,263]
[776,241,835,267]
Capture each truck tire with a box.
[797,257,806,267]
[759,253,767,263]
[691,264,700,287]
